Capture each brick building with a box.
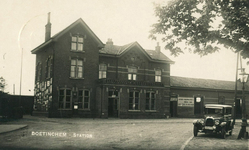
[31,14,248,119]
[31,14,173,118]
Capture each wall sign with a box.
[170,97,178,101]
[178,97,194,107]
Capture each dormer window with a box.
[71,35,84,51]
[155,69,161,82]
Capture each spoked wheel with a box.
[221,128,226,139]
[194,126,198,137]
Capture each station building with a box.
[31,14,173,118]
[31,14,248,118]
[170,76,249,118]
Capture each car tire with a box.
[194,126,198,137]
[221,128,226,139]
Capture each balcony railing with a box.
[98,79,164,87]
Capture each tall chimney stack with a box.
[155,42,161,54]
[45,12,52,41]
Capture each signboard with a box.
[170,97,178,101]
[178,97,194,107]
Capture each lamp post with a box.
[238,68,248,139]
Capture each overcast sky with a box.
[0,0,247,95]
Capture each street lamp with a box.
[238,68,248,139]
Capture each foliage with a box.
[150,0,249,58]
[0,77,6,92]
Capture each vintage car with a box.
[193,104,234,139]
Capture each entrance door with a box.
[194,96,204,115]
[170,101,177,117]
[72,92,78,116]
[235,98,242,119]
[108,98,118,117]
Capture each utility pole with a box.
[233,52,239,126]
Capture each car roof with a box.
[204,104,232,109]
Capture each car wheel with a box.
[194,126,198,137]
[221,128,226,139]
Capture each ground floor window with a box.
[129,91,140,110]
[59,89,72,109]
[78,90,90,109]
[146,92,156,110]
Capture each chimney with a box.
[155,42,161,54]
[106,38,113,45]
[45,12,52,41]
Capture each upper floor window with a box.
[155,69,161,82]
[71,35,84,51]
[36,63,42,82]
[128,66,137,80]
[146,92,156,110]
[59,89,72,109]
[71,59,83,78]
[78,90,90,109]
[129,91,140,110]
[99,64,107,79]
[46,57,52,78]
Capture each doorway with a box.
[194,96,204,115]
[108,98,118,117]
[108,90,119,118]
[235,98,242,119]
[170,101,177,117]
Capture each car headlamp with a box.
[215,120,220,125]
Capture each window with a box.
[70,59,83,78]
[71,35,84,51]
[46,57,52,78]
[36,63,42,82]
[59,89,72,109]
[128,67,137,80]
[155,69,161,82]
[99,64,107,79]
[146,92,156,110]
[78,90,90,109]
[129,91,140,110]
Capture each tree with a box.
[0,77,6,92]
[150,0,249,58]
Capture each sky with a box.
[0,0,247,95]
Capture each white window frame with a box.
[99,64,107,79]
[78,89,90,110]
[129,91,140,110]
[70,59,83,78]
[145,92,156,110]
[58,89,72,109]
[128,66,137,80]
[155,69,162,82]
[71,35,84,51]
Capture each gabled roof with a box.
[170,76,237,91]
[31,18,104,54]
[99,42,135,55]
[100,42,174,63]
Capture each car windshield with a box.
[205,108,223,116]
